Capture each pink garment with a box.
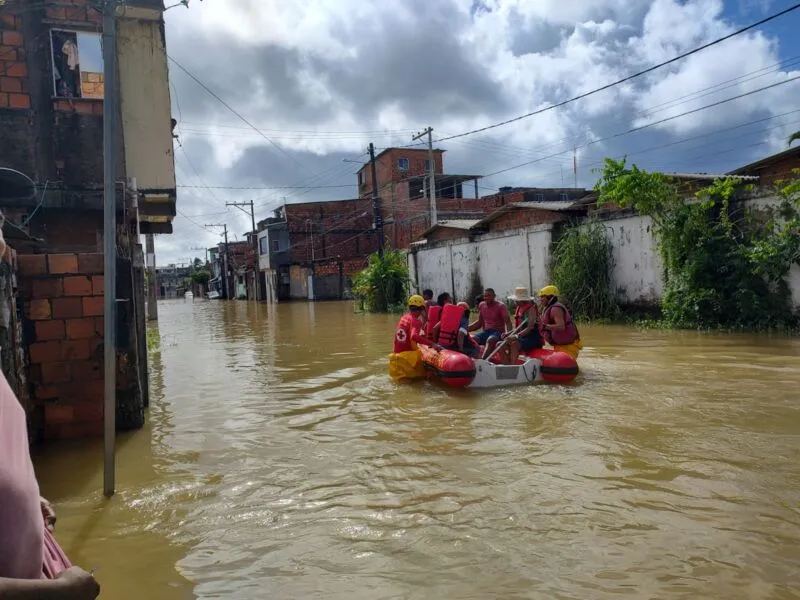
[479,300,509,331]
[0,372,71,580]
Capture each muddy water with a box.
[32,299,800,599]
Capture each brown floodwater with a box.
[32,299,800,599]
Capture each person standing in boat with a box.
[501,287,543,364]
[538,285,583,359]
[388,295,442,381]
[468,288,513,359]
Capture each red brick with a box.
[91,275,104,296]
[45,6,67,20]
[8,93,29,109]
[0,15,18,29]
[73,400,103,422]
[18,254,47,276]
[35,320,66,341]
[48,254,78,274]
[34,385,59,400]
[94,317,104,336]
[61,339,90,361]
[32,278,63,299]
[45,404,74,425]
[59,380,104,403]
[0,76,21,93]
[26,299,51,320]
[2,31,23,47]
[65,318,95,340]
[52,297,83,319]
[29,341,61,364]
[89,337,102,357]
[77,253,104,273]
[73,101,94,115]
[92,102,103,116]
[41,362,71,385]
[4,62,26,78]
[63,276,92,296]
[0,46,14,61]
[0,93,8,109]
[71,360,102,381]
[82,296,103,317]
[64,6,86,21]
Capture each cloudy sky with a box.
[156,0,800,264]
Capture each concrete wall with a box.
[117,15,175,192]
[593,215,663,305]
[410,210,800,309]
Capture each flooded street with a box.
[33,299,800,600]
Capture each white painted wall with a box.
[593,215,663,304]
[257,230,270,270]
[410,206,800,309]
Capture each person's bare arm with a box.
[0,567,99,600]
[468,309,483,332]
[544,307,566,331]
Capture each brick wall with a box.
[0,14,30,110]
[17,252,105,440]
[360,149,445,197]
[488,208,565,232]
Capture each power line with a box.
[432,3,800,143]
[176,183,355,190]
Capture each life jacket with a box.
[425,305,443,337]
[541,301,579,345]
[514,302,536,328]
[437,303,464,347]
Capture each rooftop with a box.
[727,145,800,176]
[420,219,481,238]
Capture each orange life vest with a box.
[425,305,442,337]
[437,303,464,347]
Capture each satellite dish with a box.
[0,168,36,202]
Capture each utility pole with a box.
[145,234,158,321]
[102,0,118,498]
[206,223,228,299]
[367,143,384,257]
[226,200,259,300]
[412,127,436,227]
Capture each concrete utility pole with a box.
[145,234,158,320]
[206,223,228,298]
[412,127,436,227]
[102,0,118,498]
[226,200,259,300]
[367,143,384,257]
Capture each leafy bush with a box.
[550,220,618,320]
[351,250,410,312]
[595,157,800,330]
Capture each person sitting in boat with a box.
[538,285,583,359]
[419,289,434,329]
[500,286,543,364]
[425,292,452,340]
[433,302,481,358]
[468,288,512,359]
[389,294,442,382]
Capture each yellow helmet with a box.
[408,294,426,308]
[538,284,559,297]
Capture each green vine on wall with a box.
[594,157,800,330]
[550,220,619,320]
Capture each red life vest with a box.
[540,301,579,345]
[437,303,464,347]
[514,302,536,328]
[425,305,443,337]
[394,313,420,353]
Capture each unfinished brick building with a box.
[0,0,177,440]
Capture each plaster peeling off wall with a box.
[527,228,552,290]
[449,243,478,301]
[415,246,454,298]
[117,17,176,191]
[596,215,663,305]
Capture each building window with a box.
[272,239,280,252]
[424,159,431,172]
[398,158,409,171]
[535,193,544,202]
[259,236,268,255]
[559,193,569,201]
[50,30,104,99]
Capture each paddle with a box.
[483,320,528,362]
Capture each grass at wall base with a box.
[594,158,800,332]
[352,250,410,313]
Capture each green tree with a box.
[191,269,211,287]
[788,131,800,147]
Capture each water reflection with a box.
[33,299,800,600]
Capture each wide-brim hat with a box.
[508,286,533,302]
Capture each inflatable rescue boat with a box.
[419,303,579,389]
